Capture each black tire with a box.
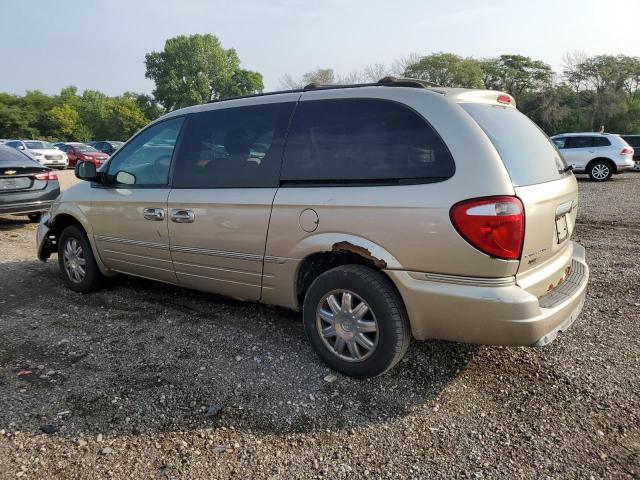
[588,160,613,181]
[57,224,103,293]
[303,265,411,378]
[27,213,41,223]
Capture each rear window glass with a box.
[462,103,568,187]
[281,99,455,184]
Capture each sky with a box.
[1,0,639,97]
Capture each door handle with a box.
[143,207,165,221]
[170,209,195,223]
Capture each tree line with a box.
[1,33,639,142]
[283,52,640,135]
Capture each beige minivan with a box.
[37,78,589,377]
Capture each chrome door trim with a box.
[95,235,169,251]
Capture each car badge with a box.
[4,170,17,175]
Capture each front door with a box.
[90,117,185,283]
[167,98,298,300]
[561,136,595,170]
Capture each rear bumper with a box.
[0,184,60,215]
[388,242,589,346]
[0,200,54,215]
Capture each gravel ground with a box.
[0,173,638,479]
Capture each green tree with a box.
[480,55,554,97]
[145,34,262,109]
[48,104,81,139]
[217,69,264,98]
[404,53,483,88]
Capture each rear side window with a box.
[594,137,611,147]
[565,137,595,148]
[281,99,455,184]
[462,103,567,187]
[173,102,295,188]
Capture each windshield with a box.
[74,144,98,152]
[461,103,569,187]
[25,141,55,150]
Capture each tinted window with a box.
[281,99,454,184]
[107,117,184,186]
[594,137,611,147]
[173,102,295,188]
[552,137,567,149]
[462,103,567,187]
[565,136,594,149]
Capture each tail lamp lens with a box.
[34,171,58,181]
[450,196,524,260]
[620,146,634,155]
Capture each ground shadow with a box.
[0,259,477,438]
[0,215,34,232]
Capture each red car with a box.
[59,143,109,168]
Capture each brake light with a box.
[450,196,524,260]
[497,94,512,104]
[34,171,58,181]
[620,146,634,155]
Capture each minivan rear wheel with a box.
[58,225,103,293]
[588,160,613,181]
[303,265,411,378]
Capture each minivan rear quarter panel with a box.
[262,87,520,309]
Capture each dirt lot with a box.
[0,172,638,479]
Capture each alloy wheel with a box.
[592,163,610,180]
[316,290,379,362]
[62,238,86,283]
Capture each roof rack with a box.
[208,76,440,104]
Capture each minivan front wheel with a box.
[303,265,411,378]
[588,160,613,181]
[58,225,103,293]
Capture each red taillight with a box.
[497,94,512,104]
[620,146,634,155]
[34,171,58,181]
[450,196,524,260]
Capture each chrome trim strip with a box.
[102,249,173,264]
[264,255,287,264]
[172,260,261,277]
[420,271,516,287]
[171,244,261,262]
[175,270,260,288]
[95,235,169,251]
[95,236,288,264]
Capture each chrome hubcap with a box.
[316,290,378,362]
[592,164,609,179]
[63,238,86,283]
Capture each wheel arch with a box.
[587,157,617,174]
[49,209,113,276]
[292,234,403,309]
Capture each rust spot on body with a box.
[331,241,387,269]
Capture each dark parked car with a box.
[57,142,109,168]
[88,141,124,156]
[0,145,60,222]
[620,135,640,171]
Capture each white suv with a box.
[550,133,635,181]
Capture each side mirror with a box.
[17,145,25,150]
[115,171,136,185]
[75,161,99,182]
